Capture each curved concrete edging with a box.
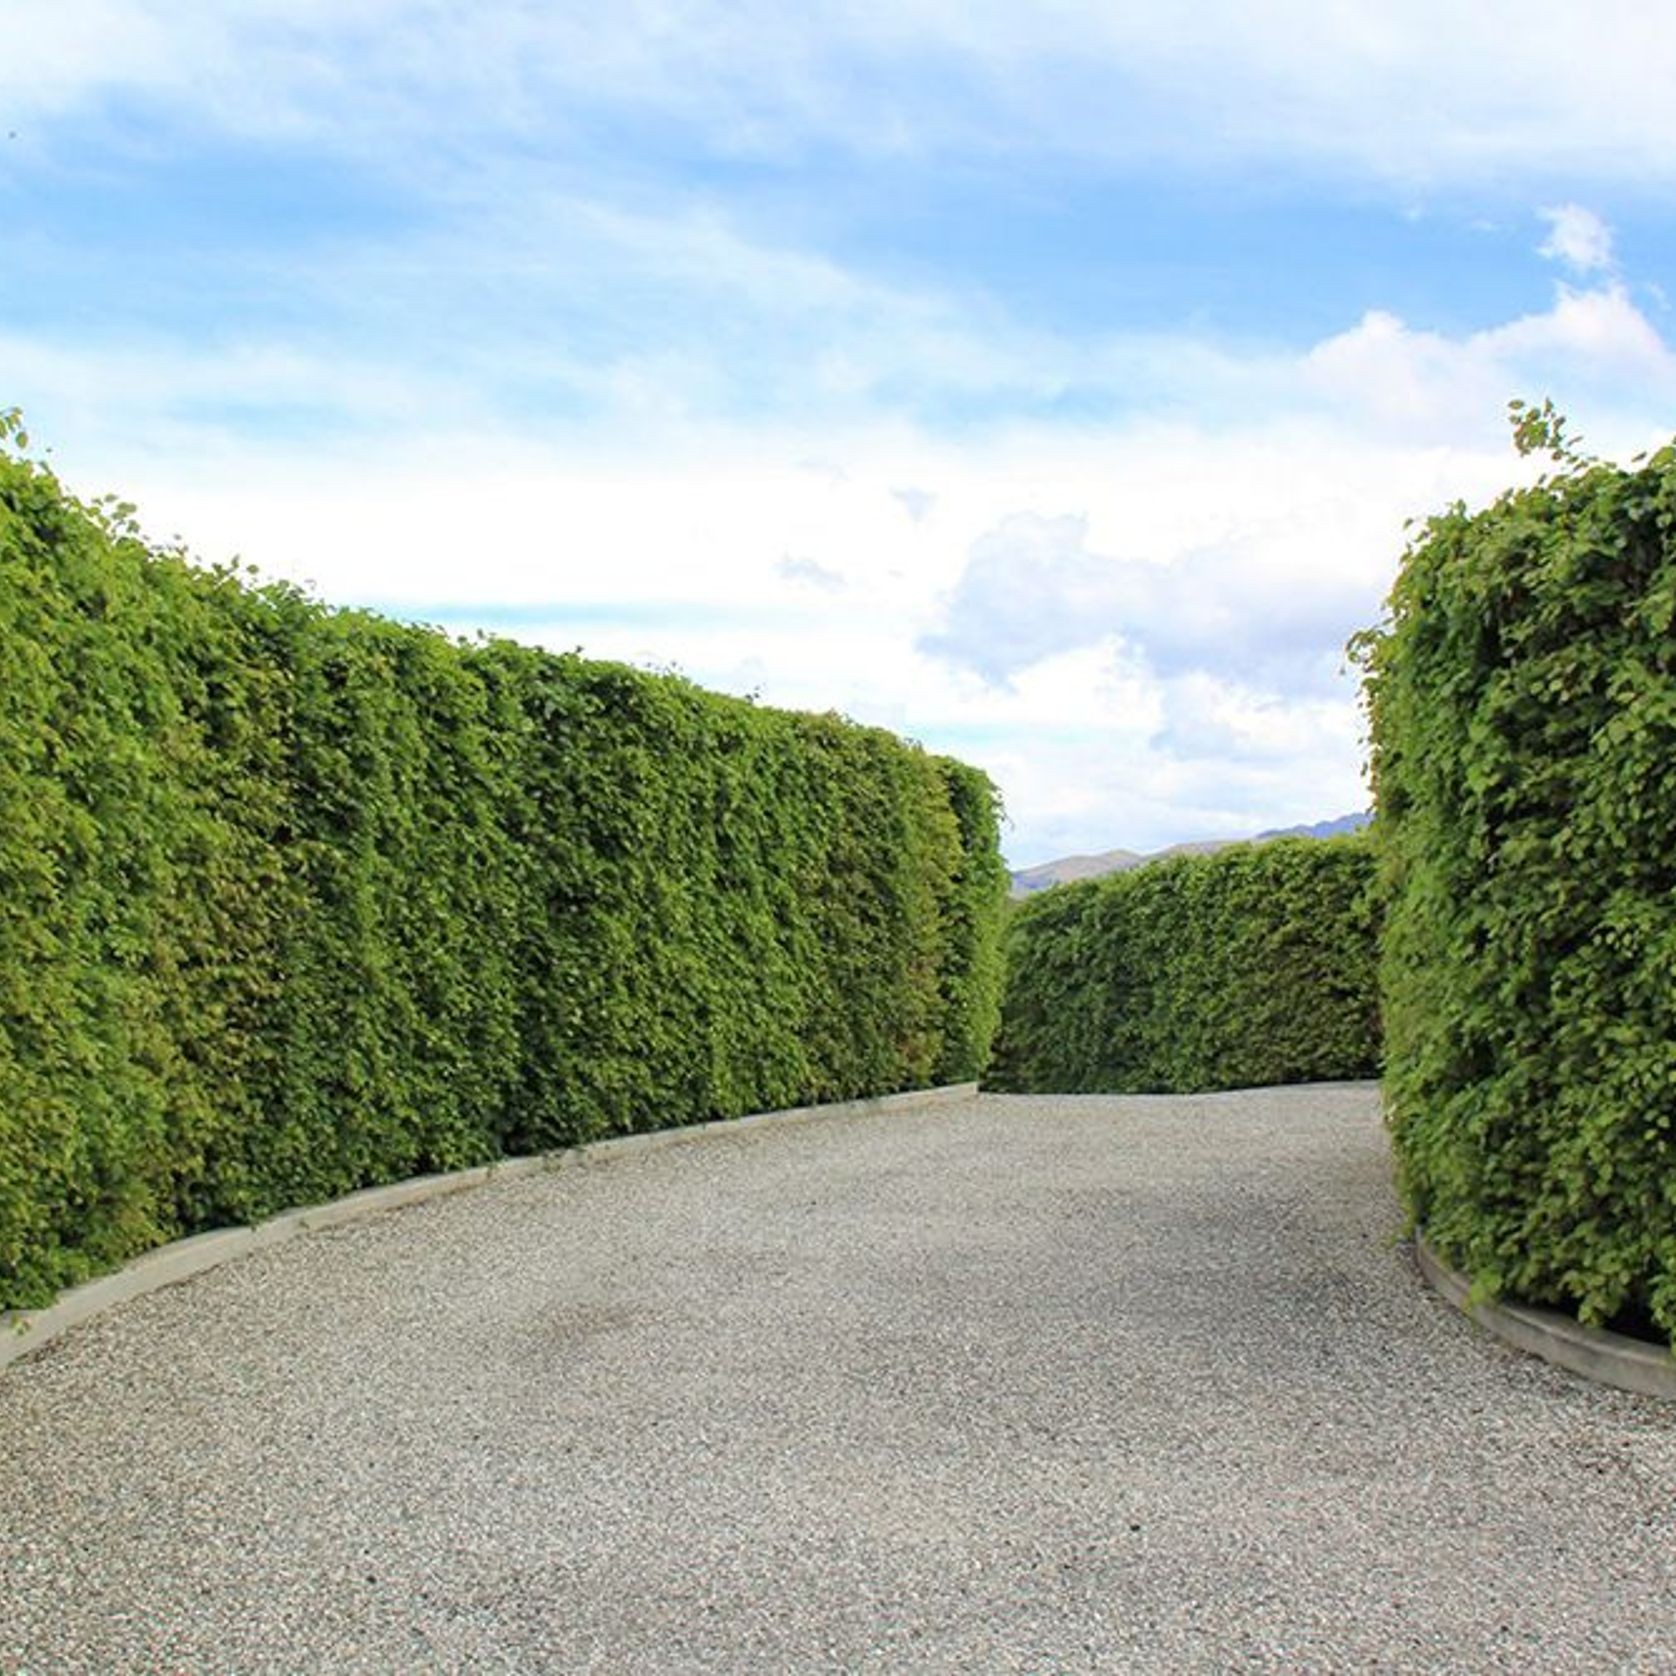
[0,1081,978,1375]
[1415,1235,1676,1400]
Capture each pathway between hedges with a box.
[4,1085,1674,1675]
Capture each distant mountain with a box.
[1254,812,1372,842]
[1008,811,1371,899]
[1008,848,1144,896]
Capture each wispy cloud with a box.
[12,2,1676,184]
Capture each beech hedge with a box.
[1357,414,1676,1343]
[0,429,1007,1309]
[988,837,1380,1094]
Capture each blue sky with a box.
[5,3,1675,863]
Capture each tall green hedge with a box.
[1357,418,1676,1342]
[988,836,1380,1094]
[0,429,1007,1310]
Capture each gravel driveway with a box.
[3,1084,1673,1674]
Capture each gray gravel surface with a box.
[3,1083,1674,1675]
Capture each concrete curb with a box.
[1415,1235,1676,1400]
[1,1082,978,1374]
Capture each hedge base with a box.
[1415,1236,1676,1401]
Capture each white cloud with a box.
[1485,282,1668,370]
[1302,282,1676,438]
[1155,672,1358,766]
[916,441,1506,700]
[1539,204,1616,274]
[11,2,1676,185]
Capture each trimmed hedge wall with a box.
[0,435,1007,1310]
[1357,426,1676,1343]
[988,836,1380,1094]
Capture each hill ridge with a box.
[1009,811,1370,898]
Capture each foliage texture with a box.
[1356,422,1676,1343]
[0,435,1007,1309]
[988,837,1380,1095]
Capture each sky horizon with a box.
[5,4,1674,867]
